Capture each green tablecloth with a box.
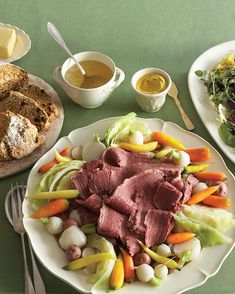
[0,0,235,293]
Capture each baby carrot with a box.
[110,254,125,290]
[202,195,231,209]
[193,171,226,182]
[166,232,196,244]
[30,199,69,218]
[152,132,186,150]
[187,185,220,205]
[120,247,135,282]
[184,148,210,162]
[38,147,71,174]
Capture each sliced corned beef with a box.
[76,206,98,225]
[181,174,199,203]
[105,170,164,215]
[129,192,155,237]
[72,160,104,198]
[72,171,90,198]
[97,204,126,239]
[171,177,184,191]
[102,147,154,167]
[144,209,173,247]
[75,194,103,214]
[120,220,143,256]
[153,181,183,213]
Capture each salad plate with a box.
[0,23,31,63]
[23,116,235,294]
[188,40,235,163]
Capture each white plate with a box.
[188,40,235,163]
[0,23,31,63]
[23,117,235,294]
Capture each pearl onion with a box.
[154,264,168,279]
[174,151,190,167]
[136,264,154,283]
[45,216,63,235]
[129,131,144,145]
[156,244,172,257]
[192,182,208,194]
[71,145,83,160]
[69,209,82,224]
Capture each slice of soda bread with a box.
[0,110,44,160]
[0,64,28,100]
[0,91,50,131]
[19,84,59,122]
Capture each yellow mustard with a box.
[136,72,167,94]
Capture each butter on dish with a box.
[0,27,16,58]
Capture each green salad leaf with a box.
[174,211,232,247]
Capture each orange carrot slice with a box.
[202,195,231,209]
[152,132,186,150]
[193,171,226,182]
[38,147,71,174]
[184,148,210,162]
[166,232,196,244]
[30,199,69,218]
[110,254,124,290]
[120,248,135,282]
[187,185,220,205]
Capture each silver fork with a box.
[5,184,46,294]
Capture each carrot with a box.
[202,195,231,209]
[187,185,220,205]
[110,254,125,290]
[30,199,69,218]
[184,148,210,162]
[152,132,186,150]
[193,171,226,182]
[166,232,196,244]
[120,247,135,282]
[38,147,71,174]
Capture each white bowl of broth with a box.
[53,51,125,108]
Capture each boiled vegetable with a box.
[187,185,220,205]
[135,264,154,283]
[120,248,135,282]
[202,195,231,209]
[116,141,157,153]
[155,244,172,257]
[129,130,144,145]
[193,171,226,182]
[174,151,190,167]
[38,147,71,174]
[104,112,137,146]
[54,149,72,163]
[184,164,210,173]
[192,182,208,194]
[173,237,201,264]
[59,226,87,250]
[139,241,179,269]
[182,204,235,233]
[110,254,125,289]
[27,190,79,200]
[152,132,186,150]
[174,211,232,247]
[184,148,210,162]
[154,264,168,279]
[63,253,115,271]
[166,232,196,244]
[45,216,63,235]
[30,199,69,219]
[82,134,106,161]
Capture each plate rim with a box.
[24,116,235,294]
[188,40,235,163]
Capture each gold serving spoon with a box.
[168,82,195,130]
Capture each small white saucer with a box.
[0,23,31,63]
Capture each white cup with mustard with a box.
[53,51,125,108]
[131,68,172,112]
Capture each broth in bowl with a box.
[65,60,113,89]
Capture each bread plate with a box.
[0,23,31,63]
[0,74,64,178]
[23,117,235,294]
